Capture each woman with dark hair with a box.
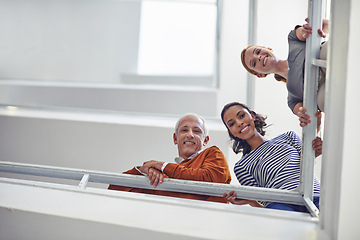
[221,102,322,212]
[240,18,328,128]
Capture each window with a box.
[138,0,217,76]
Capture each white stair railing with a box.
[300,0,325,215]
[0,161,305,206]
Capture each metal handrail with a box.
[0,161,304,205]
[300,0,323,214]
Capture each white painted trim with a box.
[300,0,323,202]
[0,80,218,117]
[312,59,327,68]
[319,0,350,237]
[0,176,327,240]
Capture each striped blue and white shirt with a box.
[234,131,320,207]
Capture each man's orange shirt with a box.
[108,146,231,203]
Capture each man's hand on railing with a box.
[140,160,166,188]
[147,167,164,188]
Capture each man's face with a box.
[173,115,209,159]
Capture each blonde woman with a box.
[241,19,328,128]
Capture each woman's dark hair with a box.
[221,102,267,155]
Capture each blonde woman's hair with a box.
[240,45,287,84]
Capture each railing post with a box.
[78,174,90,189]
[300,0,323,211]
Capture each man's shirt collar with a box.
[174,148,204,164]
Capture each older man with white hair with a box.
[109,113,231,203]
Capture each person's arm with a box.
[295,26,308,42]
[284,131,303,157]
[318,18,329,37]
[286,131,322,159]
[163,146,231,183]
[141,160,164,173]
[123,167,144,175]
[108,167,144,190]
[293,102,304,116]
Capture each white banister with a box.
[299,0,323,215]
[0,161,305,206]
[78,174,90,189]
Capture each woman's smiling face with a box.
[244,46,278,77]
[222,105,256,140]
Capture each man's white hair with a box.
[174,113,208,137]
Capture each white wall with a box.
[0,0,141,83]
[0,81,218,117]
[217,0,249,108]
[337,0,360,238]
[255,0,307,137]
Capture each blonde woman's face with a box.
[244,46,278,77]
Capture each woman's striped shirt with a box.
[234,131,320,207]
